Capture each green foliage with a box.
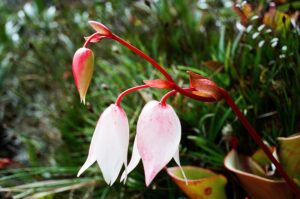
[1,0,299,198]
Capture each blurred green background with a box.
[0,0,299,198]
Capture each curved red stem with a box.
[83,32,101,48]
[160,88,195,106]
[115,85,149,107]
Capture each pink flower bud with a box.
[72,47,94,104]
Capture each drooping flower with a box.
[121,100,184,186]
[72,47,94,104]
[78,104,129,185]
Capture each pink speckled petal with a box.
[137,100,181,186]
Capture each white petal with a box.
[173,149,187,184]
[78,104,129,185]
[96,104,129,185]
[120,135,141,182]
[77,111,103,177]
[137,100,181,186]
[77,155,96,177]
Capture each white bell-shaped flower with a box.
[78,104,129,185]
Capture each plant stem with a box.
[160,88,195,106]
[115,85,149,107]
[110,34,215,102]
[219,88,300,197]
[111,34,174,82]
[83,33,101,48]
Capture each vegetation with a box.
[0,0,299,198]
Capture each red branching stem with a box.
[109,34,215,102]
[219,88,300,197]
[115,85,149,107]
[160,88,195,106]
[83,32,101,48]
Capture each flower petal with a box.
[120,135,141,182]
[88,21,112,36]
[77,153,96,177]
[173,149,188,184]
[188,71,221,101]
[96,104,129,185]
[77,104,129,185]
[137,100,181,186]
[143,79,174,89]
